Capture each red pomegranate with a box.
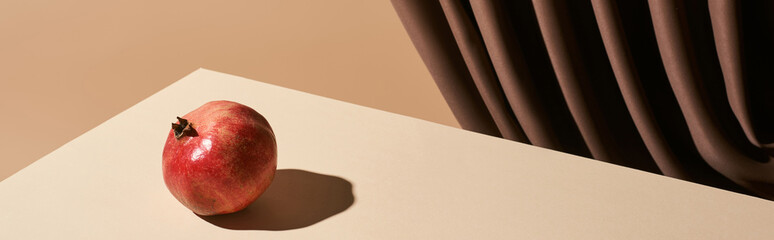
[162,100,277,216]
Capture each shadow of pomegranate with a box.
[198,169,355,230]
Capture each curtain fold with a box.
[392,0,773,199]
[468,0,563,150]
[391,0,502,137]
[439,0,529,142]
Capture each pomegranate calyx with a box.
[171,116,197,139]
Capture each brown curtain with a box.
[391,0,774,199]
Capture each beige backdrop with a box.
[0,0,457,181]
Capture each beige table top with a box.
[2,69,773,239]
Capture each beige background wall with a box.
[0,0,457,181]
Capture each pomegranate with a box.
[162,100,277,216]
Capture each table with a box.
[2,69,773,239]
